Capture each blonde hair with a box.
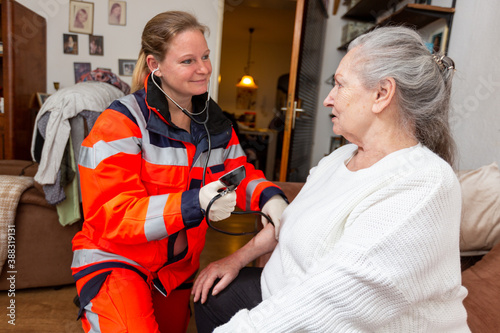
[131,11,209,92]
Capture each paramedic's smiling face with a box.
[323,47,377,145]
[158,29,212,102]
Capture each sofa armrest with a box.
[461,241,500,331]
[0,160,81,290]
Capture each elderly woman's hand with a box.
[192,255,243,304]
[192,223,277,304]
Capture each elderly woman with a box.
[193,26,470,332]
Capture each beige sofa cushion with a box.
[458,162,500,253]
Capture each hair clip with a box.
[432,54,455,72]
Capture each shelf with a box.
[378,4,454,29]
[342,0,404,22]
[338,3,455,50]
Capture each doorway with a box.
[216,0,296,180]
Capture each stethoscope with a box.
[151,67,212,186]
[150,67,271,236]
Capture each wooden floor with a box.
[0,214,256,332]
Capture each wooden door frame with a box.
[279,0,305,182]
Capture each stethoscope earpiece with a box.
[150,69,211,120]
[152,67,161,77]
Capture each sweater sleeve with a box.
[215,161,463,332]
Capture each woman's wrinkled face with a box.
[323,47,376,143]
[156,29,212,101]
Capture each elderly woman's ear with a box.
[372,77,396,114]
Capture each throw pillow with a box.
[457,162,500,253]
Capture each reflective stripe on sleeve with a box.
[225,144,246,160]
[144,194,170,241]
[79,137,142,169]
[246,178,267,211]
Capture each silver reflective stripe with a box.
[246,178,266,210]
[225,144,246,160]
[79,137,141,169]
[144,195,169,241]
[72,249,141,269]
[143,144,189,166]
[120,94,190,167]
[85,301,101,332]
[119,94,148,130]
[193,147,225,168]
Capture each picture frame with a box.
[427,24,449,54]
[74,62,91,83]
[36,92,51,107]
[63,34,78,55]
[118,59,136,76]
[236,87,257,110]
[89,35,104,56]
[108,0,126,26]
[69,1,94,35]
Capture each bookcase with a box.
[0,0,46,160]
[338,0,455,52]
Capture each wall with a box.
[15,0,500,171]
[311,0,500,170]
[16,0,223,97]
[310,2,347,166]
[447,0,500,170]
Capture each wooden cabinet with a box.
[0,0,46,160]
[339,0,455,51]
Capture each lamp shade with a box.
[236,75,258,89]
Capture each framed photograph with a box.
[36,92,51,107]
[109,0,126,26]
[74,62,91,83]
[69,1,94,35]
[89,35,104,56]
[427,24,449,54]
[118,59,136,76]
[63,34,78,55]
[236,87,257,110]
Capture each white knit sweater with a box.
[215,144,470,332]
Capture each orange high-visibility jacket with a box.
[72,75,284,296]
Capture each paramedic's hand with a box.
[199,180,237,221]
[262,195,288,240]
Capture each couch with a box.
[0,160,81,290]
[1,161,499,331]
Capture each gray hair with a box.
[348,26,456,166]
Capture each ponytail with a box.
[131,51,148,92]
